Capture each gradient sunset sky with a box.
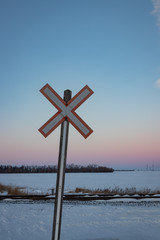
[1,0,160,169]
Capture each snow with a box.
[0,171,160,239]
[0,200,160,240]
[0,191,8,195]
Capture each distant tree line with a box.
[0,164,114,173]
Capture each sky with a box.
[0,0,160,169]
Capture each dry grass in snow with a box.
[0,183,26,195]
[72,187,160,195]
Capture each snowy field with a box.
[0,200,160,240]
[0,171,160,194]
[0,171,160,240]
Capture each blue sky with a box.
[0,0,160,169]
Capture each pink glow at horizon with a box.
[1,127,160,169]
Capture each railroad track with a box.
[0,193,160,201]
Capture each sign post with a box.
[52,89,71,240]
[39,84,93,240]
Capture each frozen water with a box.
[0,171,160,194]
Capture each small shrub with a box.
[0,183,26,195]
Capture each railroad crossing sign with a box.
[39,84,94,138]
[39,83,93,240]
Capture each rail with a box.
[0,193,160,201]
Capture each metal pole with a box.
[52,89,72,240]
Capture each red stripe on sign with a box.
[67,85,94,111]
[68,111,93,139]
[40,83,66,112]
[38,112,65,138]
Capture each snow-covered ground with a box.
[0,200,160,240]
[0,172,160,240]
[0,171,160,194]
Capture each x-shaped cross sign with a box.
[39,84,94,138]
